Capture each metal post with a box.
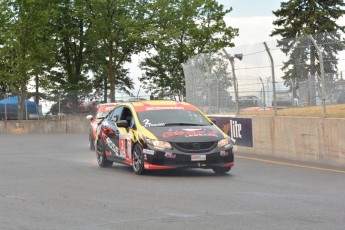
[230,58,239,115]
[5,102,7,120]
[263,42,277,115]
[223,48,240,115]
[58,92,61,119]
[25,100,28,120]
[308,35,327,118]
[259,77,266,109]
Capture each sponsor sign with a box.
[209,116,253,147]
[143,149,155,155]
[191,155,206,161]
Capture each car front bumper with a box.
[143,149,234,170]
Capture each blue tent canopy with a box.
[0,96,39,119]
[0,96,37,106]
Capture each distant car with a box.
[94,100,234,175]
[86,103,117,150]
[238,96,259,108]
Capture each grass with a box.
[240,104,345,118]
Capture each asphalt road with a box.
[0,133,344,230]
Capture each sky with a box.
[219,0,282,45]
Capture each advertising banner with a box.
[208,116,253,147]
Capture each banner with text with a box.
[208,116,253,147]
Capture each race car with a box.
[95,100,234,175]
[86,103,117,150]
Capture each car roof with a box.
[115,100,198,112]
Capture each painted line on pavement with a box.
[237,155,345,174]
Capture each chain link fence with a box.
[0,90,151,120]
[183,32,345,116]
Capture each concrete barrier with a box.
[237,116,345,167]
[0,115,89,134]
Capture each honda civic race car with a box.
[86,103,117,150]
[95,100,234,175]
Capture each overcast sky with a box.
[219,0,283,45]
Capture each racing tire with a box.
[212,166,231,175]
[96,139,113,167]
[89,130,95,151]
[132,144,145,175]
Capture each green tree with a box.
[139,0,238,100]
[271,0,345,104]
[44,0,97,113]
[0,0,54,118]
[87,0,149,102]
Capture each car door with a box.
[117,106,136,163]
[102,106,123,158]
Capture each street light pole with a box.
[223,48,243,116]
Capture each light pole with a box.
[223,48,243,115]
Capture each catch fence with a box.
[182,32,345,116]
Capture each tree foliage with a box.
[87,0,149,102]
[271,0,345,102]
[0,0,54,117]
[0,0,237,116]
[139,0,238,100]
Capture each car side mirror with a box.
[116,120,129,128]
[86,115,93,121]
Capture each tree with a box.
[87,0,149,102]
[139,0,238,100]
[271,0,345,104]
[42,0,99,113]
[0,0,54,118]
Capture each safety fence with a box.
[182,32,345,116]
[0,91,151,120]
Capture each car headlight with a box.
[218,137,231,148]
[145,138,172,150]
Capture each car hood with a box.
[144,125,224,143]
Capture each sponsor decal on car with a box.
[162,129,217,138]
[164,152,176,159]
[146,106,184,111]
[143,119,165,127]
[143,149,155,155]
[220,151,228,156]
[191,155,206,161]
[106,137,119,155]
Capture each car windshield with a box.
[96,111,111,118]
[95,105,115,118]
[136,109,211,127]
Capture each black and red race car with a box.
[86,103,117,150]
[95,100,234,175]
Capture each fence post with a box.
[223,48,241,115]
[263,42,277,116]
[259,77,266,109]
[25,100,28,120]
[308,35,327,118]
[5,103,7,120]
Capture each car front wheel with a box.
[96,139,113,167]
[212,166,231,175]
[132,144,145,175]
